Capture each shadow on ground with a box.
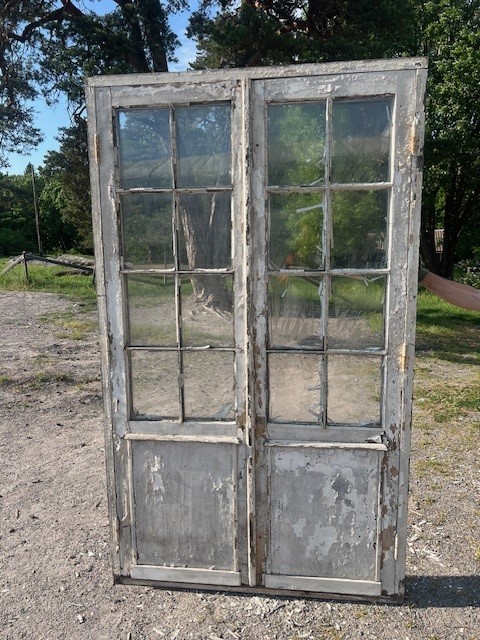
[406,575,480,608]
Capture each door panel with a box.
[131,440,237,570]
[268,444,384,580]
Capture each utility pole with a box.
[30,163,43,255]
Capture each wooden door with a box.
[86,58,427,598]
[249,67,426,597]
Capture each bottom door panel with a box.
[131,440,239,575]
[265,442,385,591]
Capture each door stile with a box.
[249,78,270,585]
[87,85,135,576]
[239,77,259,587]
[378,70,426,595]
[392,67,428,594]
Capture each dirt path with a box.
[0,291,478,640]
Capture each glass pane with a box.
[268,102,326,187]
[329,276,385,349]
[269,353,323,423]
[268,276,325,349]
[183,352,235,420]
[121,193,174,268]
[127,275,177,347]
[118,109,172,188]
[178,192,232,269]
[181,275,234,347]
[327,355,381,425]
[130,351,180,420]
[331,98,392,184]
[269,193,325,270]
[331,190,388,269]
[176,104,231,188]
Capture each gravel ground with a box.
[0,291,478,640]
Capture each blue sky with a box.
[6,1,198,175]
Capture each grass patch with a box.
[414,459,450,479]
[0,257,97,301]
[416,289,480,363]
[415,379,480,423]
[24,371,77,390]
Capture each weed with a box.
[414,459,450,479]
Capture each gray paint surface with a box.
[269,446,380,580]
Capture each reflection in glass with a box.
[327,355,381,425]
[176,104,231,188]
[127,275,177,347]
[178,192,232,270]
[329,276,385,350]
[118,109,172,188]
[331,190,388,269]
[268,276,325,349]
[121,193,174,268]
[181,275,234,347]
[331,98,392,184]
[269,193,325,270]
[269,353,323,423]
[268,102,326,187]
[183,352,235,420]
[130,350,180,420]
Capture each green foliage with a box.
[0,172,38,254]
[189,0,416,68]
[41,120,92,252]
[418,0,480,276]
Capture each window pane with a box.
[121,193,174,268]
[329,276,385,350]
[178,192,232,269]
[118,109,172,188]
[268,102,326,187]
[327,355,381,425]
[176,104,231,188]
[331,98,392,184]
[269,353,323,424]
[183,352,235,421]
[268,276,325,349]
[126,275,177,347]
[269,193,325,270]
[130,351,180,420]
[181,275,234,347]
[331,190,388,269]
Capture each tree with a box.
[41,119,93,252]
[1,0,187,168]
[189,0,416,69]
[416,0,480,277]
[0,172,38,254]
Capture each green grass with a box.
[416,289,480,363]
[0,257,97,301]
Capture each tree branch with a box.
[8,0,84,43]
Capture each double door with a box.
[87,59,427,598]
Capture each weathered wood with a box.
[88,59,427,599]
[0,254,25,276]
[131,565,241,586]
